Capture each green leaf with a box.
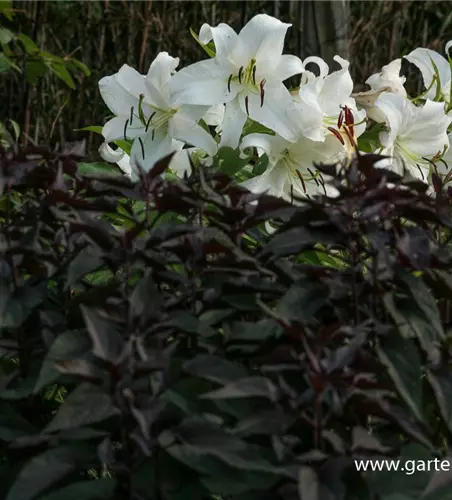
[34,330,91,393]
[68,58,91,77]
[427,369,452,436]
[66,246,104,288]
[7,119,19,141]
[0,282,47,329]
[366,444,432,500]
[0,405,36,441]
[376,333,424,423]
[357,123,385,153]
[0,27,13,45]
[189,27,216,58]
[80,306,125,363]
[184,354,248,385]
[37,479,116,500]
[0,1,14,21]
[384,270,445,354]
[49,62,75,89]
[5,446,85,500]
[77,161,121,177]
[213,147,249,176]
[17,33,39,54]
[277,281,328,323]
[201,377,280,402]
[0,52,19,73]
[25,60,47,84]
[44,383,120,433]
[74,125,103,135]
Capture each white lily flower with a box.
[293,55,367,147]
[375,93,451,180]
[353,59,407,122]
[203,104,225,127]
[239,132,343,201]
[169,14,304,149]
[99,142,133,178]
[99,52,217,172]
[404,41,452,103]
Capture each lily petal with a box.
[169,113,218,157]
[317,56,353,117]
[99,70,140,116]
[199,22,242,70]
[241,162,289,199]
[102,116,145,142]
[220,98,248,149]
[203,104,225,127]
[275,54,304,82]
[375,92,407,147]
[365,58,407,95]
[302,56,330,80]
[239,14,291,64]
[130,129,177,172]
[241,84,298,142]
[405,46,451,99]
[169,58,238,106]
[146,52,179,91]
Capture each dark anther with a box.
[327,127,345,145]
[337,109,344,129]
[260,79,266,107]
[228,74,233,93]
[145,112,156,132]
[130,106,134,126]
[238,66,243,84]
[252,65,256,85]
[245,95,250,116]
[124,119,129,140]
[138,137,145,159]
[296,169,307,193]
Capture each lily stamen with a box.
[260,79,266,107]
[296,169,307,193]
[343,125,357,151]
[252,65,257,85]
[130,106,134,126]
[138,94,146,123]
[245,95,250,116]
[138,137,145,159]
[145,112,156,132]
[337,109,344,129]
[238,66,243,84]
[124,119,129,140]
[228,74,233,93]
[328,126,345,145]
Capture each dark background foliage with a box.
[2,141,452,499]
[0,0,451,155]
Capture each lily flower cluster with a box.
[98,14,452,200]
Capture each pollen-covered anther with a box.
[227,74,233,93]
[296,169,307,193]
[342,125,356,147]
[245,95,250,116]
[328,126,345,145]
[432,150,441,162]
[252,65,257,85]
[260,79,266,107]
[337,109,344,129]
[342,105,355,135]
